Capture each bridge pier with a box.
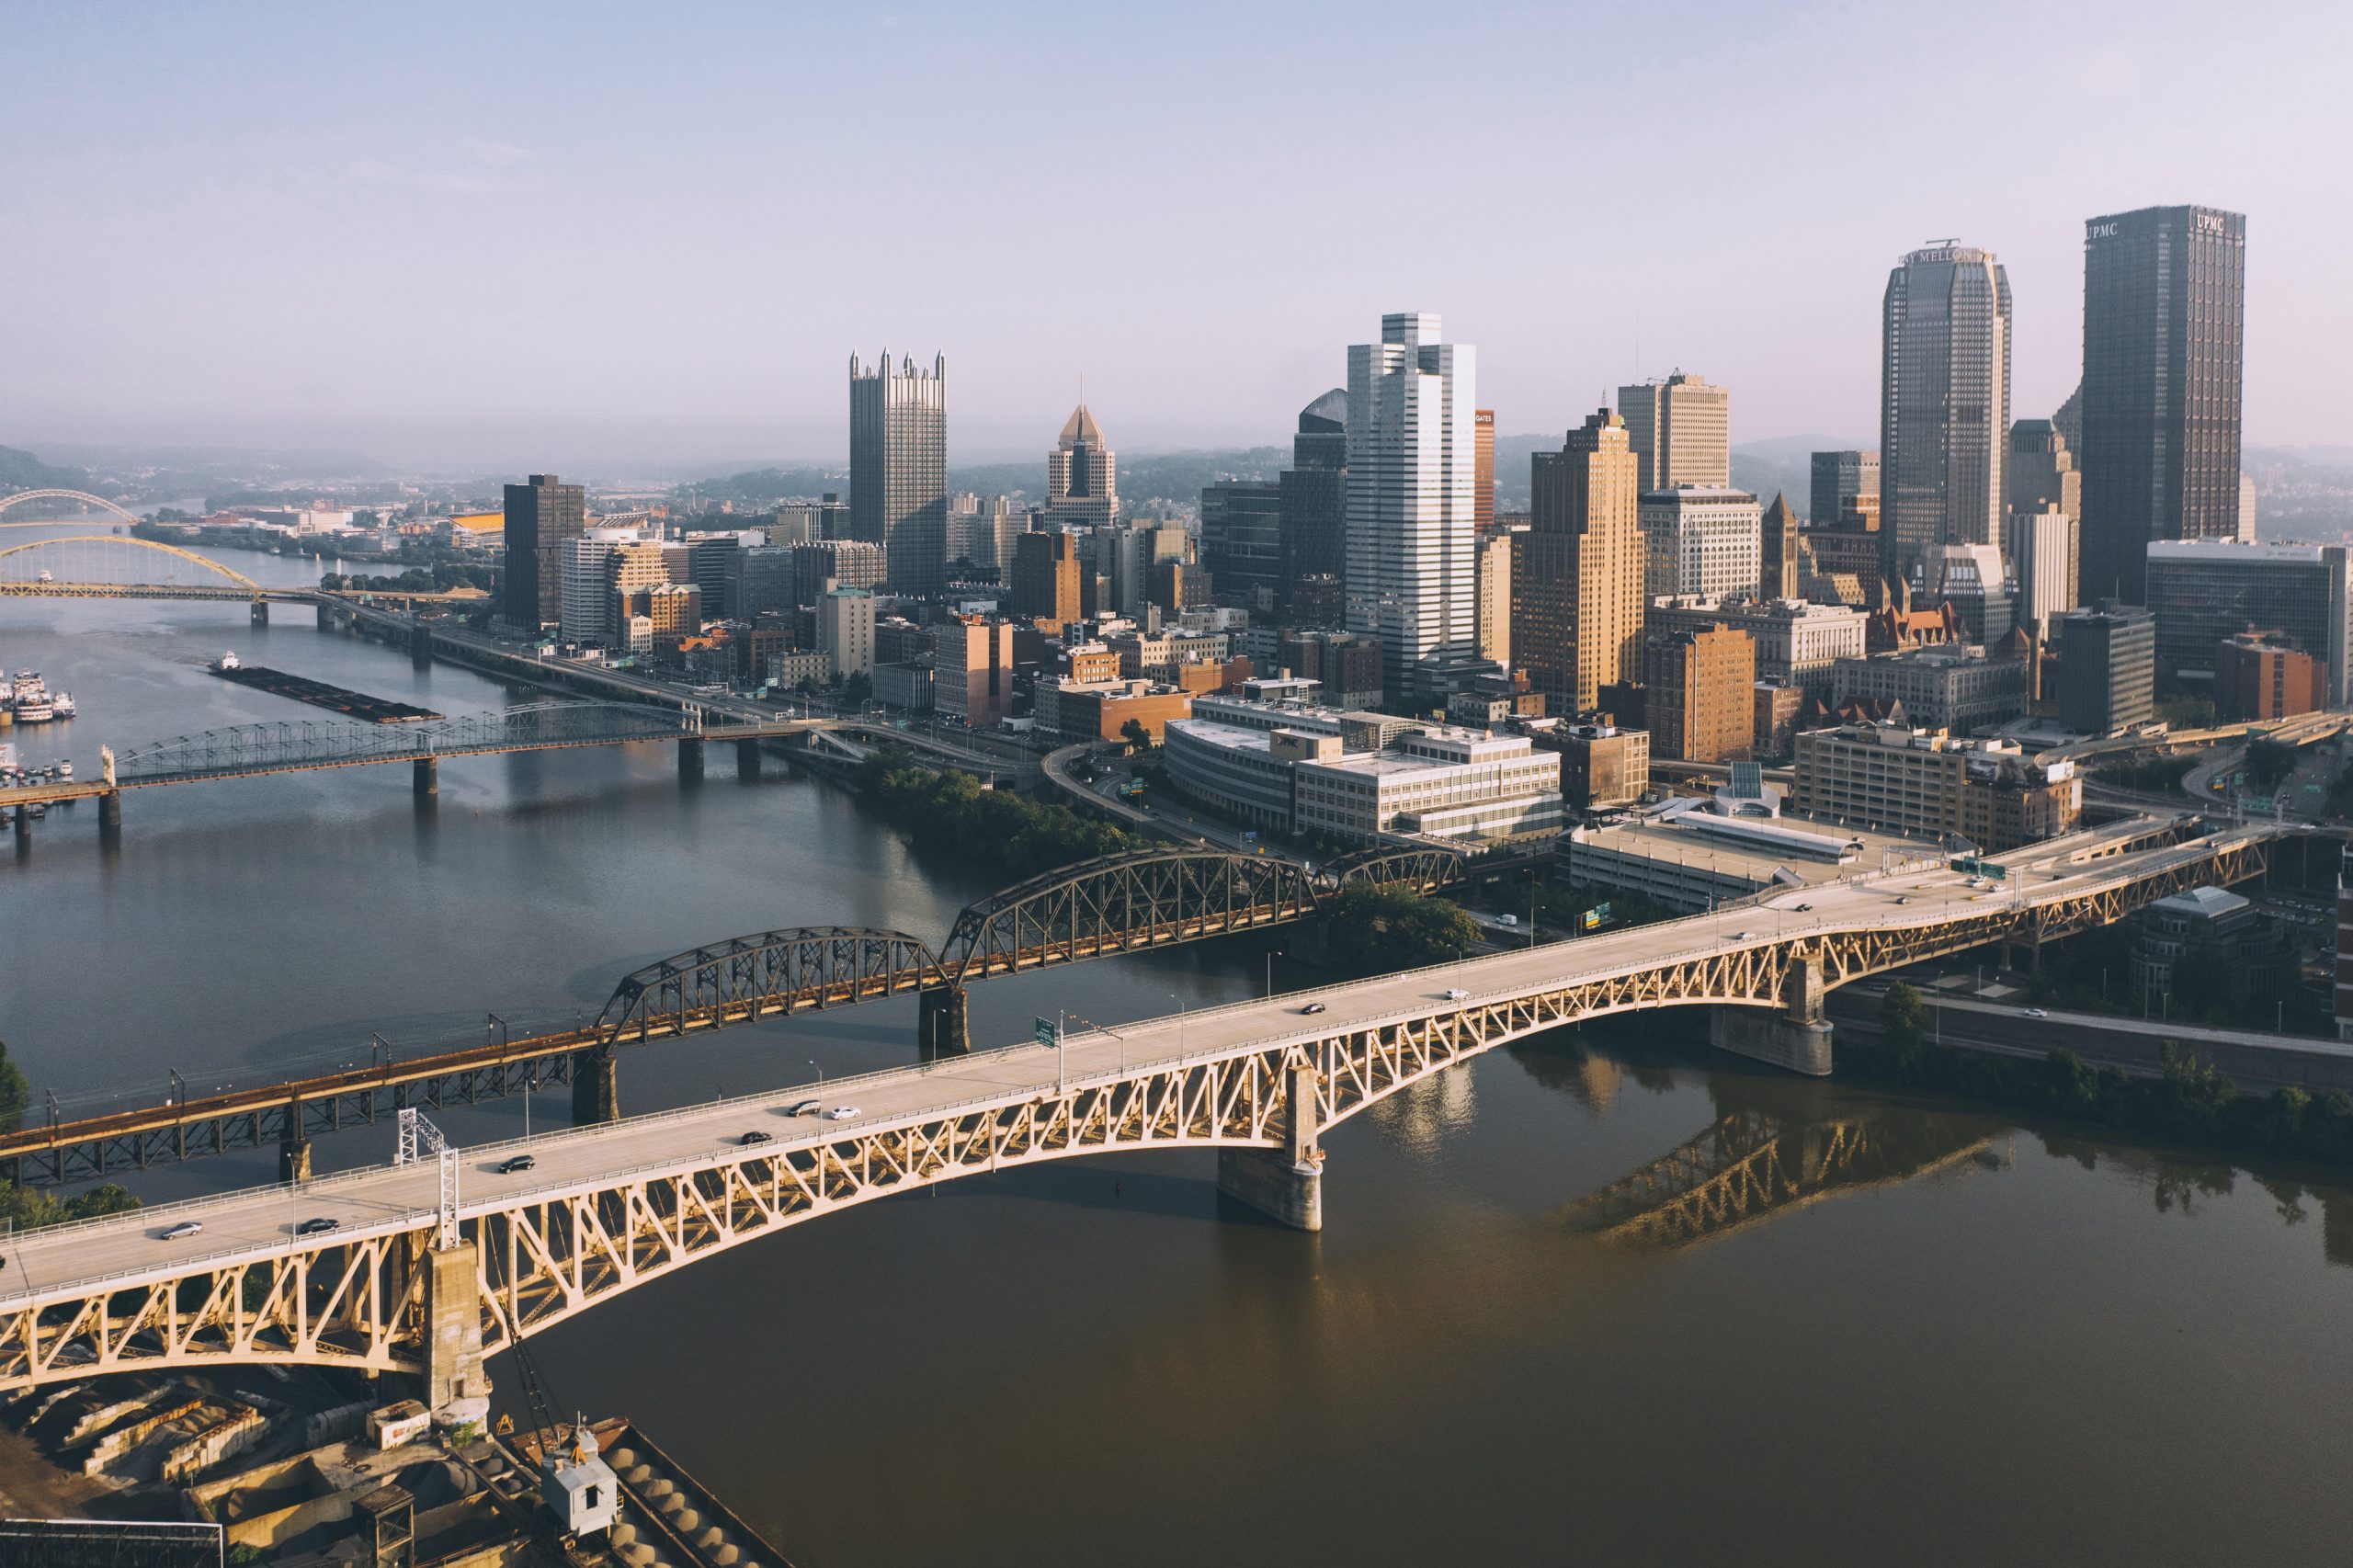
[571,1045,619,1125]
[423,1240,491,1419]
[735,738,764,779]
[413,756,438,797]
[315,602,334,631]
[918,986,969,1057]
[11,803,28,846]
[97,792,121,833]
[1710,951,1834,1077]
[1216,1061,1324,1231]
[678,735,705,783]
[278,1135,313,1186]
[409,619,433,662]
[249,600,269,626]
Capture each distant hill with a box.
[0,444,94,494]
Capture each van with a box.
[1443,988,1471,1002]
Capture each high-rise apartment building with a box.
[1475,526,1518,667]
[1881,245,2012,584]
[1009,529,1083,630]
[1639,486,1762,600]
[1618,373,1731,494]
[1278,389,1347,616]
[1642,625,1756,764]
[1809,450,1881,530]
[1760,493,1802,601]
[818,586,876,679]
[2006,507,2075,638]
[848,350,948,597]
[500,473,585,632]
[2078,206,2247,603]
[1201,482,1284,610]
[2056,601,2155,735]
[1474,408,1496,527]
[1345,312,1478,706]
[1517,410,1645,717]
[1044,403,1118,530]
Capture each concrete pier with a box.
[409,619,433,661]
[423,1241,490,1416]
[735,738,764,779]
[1710,950,1834,1076]
[678,735,705,782]
[572,1046,619,1125]
[918,987,970,1056]
[278,1136,313,1186]
[315,602,335,630]
[249,600,269,626]
[97,792,121,832]
[12,803,28,846]
[1216,1062,1324,1230]
[413,756,438,797]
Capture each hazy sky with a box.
[6,1,2348,476]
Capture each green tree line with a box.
[0,1041,142,1233]
[856,750,1136,874]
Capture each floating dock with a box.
[210,664,442,722]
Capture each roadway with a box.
[0,814,2266,1308]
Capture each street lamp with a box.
[810,1057,822,1086]
[1266,949,1283,998]
[1170,991,1188,1055]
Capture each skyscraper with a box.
[1474,408,1496,527]
[500,472,585,632]
[1639,486,1761,600]
[1760,493,1802,600]
[848,350,948,598]
[1881,244,2013,585]
[1009,529,1082,631]
[2077,205,2247,604]
[1201,482,1284,610]
[1516,409,1643,717]
[1475,525,1518,666]
[1044,403,1118,529]
[2006,418,2081,629]
[1279,389,1347,615]
[1808,450,1881,530]
[1618,372,1731,494]
[1345,312,1478,706]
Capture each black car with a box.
[497,1153,537,1175]
[740,1130,774,1147]
[297,1217,341,1236]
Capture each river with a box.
[4,546,2352,1566]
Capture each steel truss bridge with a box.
[0,820,2280,1394]
[0,845,1497,1187]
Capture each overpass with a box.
[0,845,1509,1187]
[0,818,2279,1401]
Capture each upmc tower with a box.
[2077,205,2246,605]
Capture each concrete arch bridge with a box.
[0,818,2277,1399]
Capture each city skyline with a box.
[3,3,2347,472]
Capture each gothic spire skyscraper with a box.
[849,349,948,598]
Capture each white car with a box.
[2022,1007,2050,1018]
[159,1220,204,1242]
[1443,988,1471,1002]
[824,1106,862,1120]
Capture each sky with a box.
[4,0,2349,476]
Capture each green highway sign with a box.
[1035,1017,1059,1047]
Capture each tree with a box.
[0,1040,27,1135]
[1120,718,1154,756]
[1325,886,1483,974]
[1878,982,1931,1072]
[2245,738,2298,792]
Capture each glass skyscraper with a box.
[849,350,948,598]
[1880,245,2012,586]
[2077,205,2246,604]
[1344,313,1478,706]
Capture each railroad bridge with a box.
[0,820,2279,1403]
[0,844,1505,1187]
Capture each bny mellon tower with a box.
[849,350,948,598]
[1344,312,1478,707]
[1880,244,2012,587]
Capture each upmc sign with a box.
[2196,211,2229,235]
[2087,221,2120,240]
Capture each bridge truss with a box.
[0,824,2276,1393]
[0,533,266,598]
[115,701,720,785]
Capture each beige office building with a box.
[1517,409,1644,716]
[1618,372,1731,494]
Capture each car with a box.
[740,1130,774,1146]
[1732,931,1754,940]
[497,1153,537,1175]
[785,1097,822,1116]
[1496,914,1518,927]
[1300,1002,1328,1015]
[2022,1007,2050,1018]
[1895,895,1911,905]
[1443,988,1471,1002]
[1791,903,1813,913]
[160,1220,204,1242]
[297,1217,341,1236]
[824,1106,862,1120]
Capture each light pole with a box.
[1170,991,1187,1055]
[1266,949,1283,998]
[810,1058,822,1086]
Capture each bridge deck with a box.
[0,819,2272,1315]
